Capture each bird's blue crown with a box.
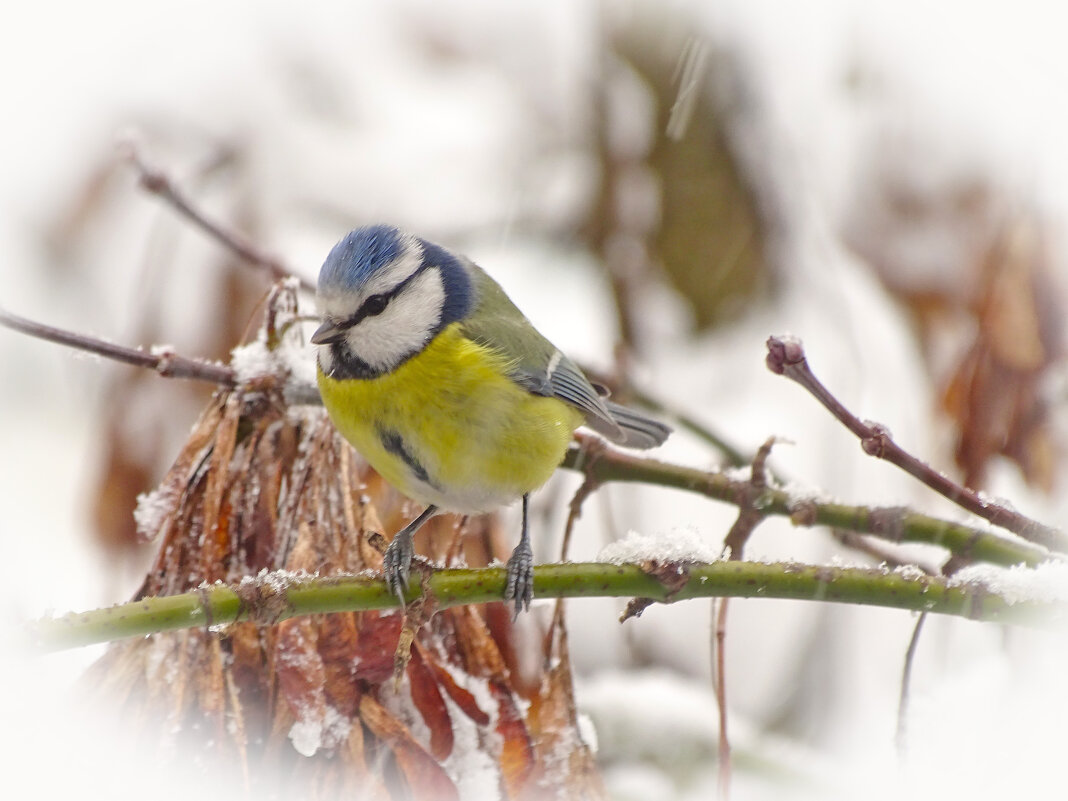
[318,224,408,294]
[318,224,474,327]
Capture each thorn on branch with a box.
[620,597,655,622]
[620,559,692,623]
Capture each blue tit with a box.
[311,225,670,615]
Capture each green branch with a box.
[562,443,1052,568]
[32,560,1063,651]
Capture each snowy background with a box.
[2,1,1067,799]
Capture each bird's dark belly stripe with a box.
[378,427,436,488]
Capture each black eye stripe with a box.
[338,263,432,331]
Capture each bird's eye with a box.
[363,294,389,317]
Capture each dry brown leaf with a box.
[353,612,404,684]
[448,605,510,681]
[491,679,537,798]
[421,643,491,727]
[525,608,605,801]
[359,694,460,801]
[275,618,327,747]
[942,216,1060,491]
[317,612,361,719]
[407,640,455,761]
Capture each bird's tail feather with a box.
[585,401,671,450]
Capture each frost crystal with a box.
[893,564,927,581]
[133,486,173,540]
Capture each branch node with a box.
[861,423,892,458]
[787,498,819,527]
[235,573,292,626]
[152,346,177,377]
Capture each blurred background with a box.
[2,1,1067,799]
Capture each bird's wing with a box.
[458,263,624,440]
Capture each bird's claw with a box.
[383,532,413,606]
[504,541,534,619]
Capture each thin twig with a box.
[832,529,939,575]
[2,307,1057,571]
[581,366,752,468]
[559,438,607,560]
[0,306,236,386]
[713,598,731,800]
[712,437,776,801]
[766,335,1068,554]
[895,611,928,760]
[548,437,607,647]
[563,434,1052,569]
[121,141,315,293]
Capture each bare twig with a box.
[712,437,776,801]
[712,597,731,800]
[121,141,315,293]
[2,306,1055,572]
[895,611,928,759]
[548,437,607,646]
[0,306,236,387]
[766,335,1068,554]
[559,437,608,560]
[580,365,752,469]
[832,530,939,575]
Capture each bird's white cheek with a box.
[317,344,335,375]
[346,271,446,372]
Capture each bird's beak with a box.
[310,319,345,345]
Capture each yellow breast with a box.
[316,323,584,513]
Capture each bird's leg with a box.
[504,494,534,617]
[382,505,437,607]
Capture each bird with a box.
[311,225,670,615]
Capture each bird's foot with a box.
[383,531,414,607]
[504,540,534,619]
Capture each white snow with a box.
[230,327,320,405]
[598,528,723,565]
[949,560,1068,606]
[288,717,323,758]
[229,339,276,384]
[576,712,599,754]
